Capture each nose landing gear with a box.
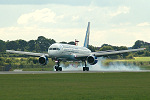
[55,60,62,71]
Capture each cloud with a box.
[1,24,150,47]
[1,4,150,47]
[16,5,130,27]
[17,8,57,25]
[72,16,79,21]
[109,6,130,17]
[0,0,91,6]
[112,22,131,27]
[0,26,85,45]
[137,22,150,26]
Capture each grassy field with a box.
[0,73,150,100]
[134,57,150,61]
[108,57,150,62]
[104,57,150,62]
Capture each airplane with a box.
[6,22,145,71]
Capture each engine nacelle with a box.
[39,56,48,65]
[87,55,98,65]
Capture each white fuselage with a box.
[48,43,91,61]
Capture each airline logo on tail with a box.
[84,22,90,48]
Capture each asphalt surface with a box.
[0,70,150,74]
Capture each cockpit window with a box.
[53,48,57,50]
[49,48,60,50]
[56,48,60,50]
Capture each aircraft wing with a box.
[75,48,146,58]
[6,50,49,57]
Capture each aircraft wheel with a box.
[56,67,59,71]
[55,66,57,69]
[55,67,62,71]
[59,67,62,71]
[83,67,86,71]
[56,69,59,71]
[86,67,89,71]
[83,67,89,71]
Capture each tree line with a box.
[89,40,150,58]
[0,36,150,58]
[0,36,56,53]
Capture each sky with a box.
[0,0,150,47]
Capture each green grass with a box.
[134,57,150,61]
[106,57,150,62]
[0,73,150,100]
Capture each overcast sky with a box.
[0,0,150,47]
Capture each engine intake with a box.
[39,56,48,65]
[87,55,98,65]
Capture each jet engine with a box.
[39,56,48,65]
[87,55,98,65]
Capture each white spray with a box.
[53,57,140,71]
[89,57,140,71]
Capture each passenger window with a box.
[49,48,60,50]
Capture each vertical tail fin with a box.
[84,22,90,48]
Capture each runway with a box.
[0,70,150,74]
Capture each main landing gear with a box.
[83,61,89,71]
[54,60,89,71]
[55,60,62,71]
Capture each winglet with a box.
[84,22,90,48]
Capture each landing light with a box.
[55,61,58,63]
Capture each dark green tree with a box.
[101,44,111,47]
[68,41,75,45]
[132,40,145,49]
[60,41,67,44]
[36,36,56,52]
[0,40,6,52]
[27,40,36,51]
[17,39,27,51]
[35,44,40,52]
[88,45,97,52]
[117,46,128,50]
[99,46,114,51]
[143,51,150,56]
[6,41,18,50]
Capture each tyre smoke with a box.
[58,63,83,71]
[89,57,140,71]
[54,57,140,71]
